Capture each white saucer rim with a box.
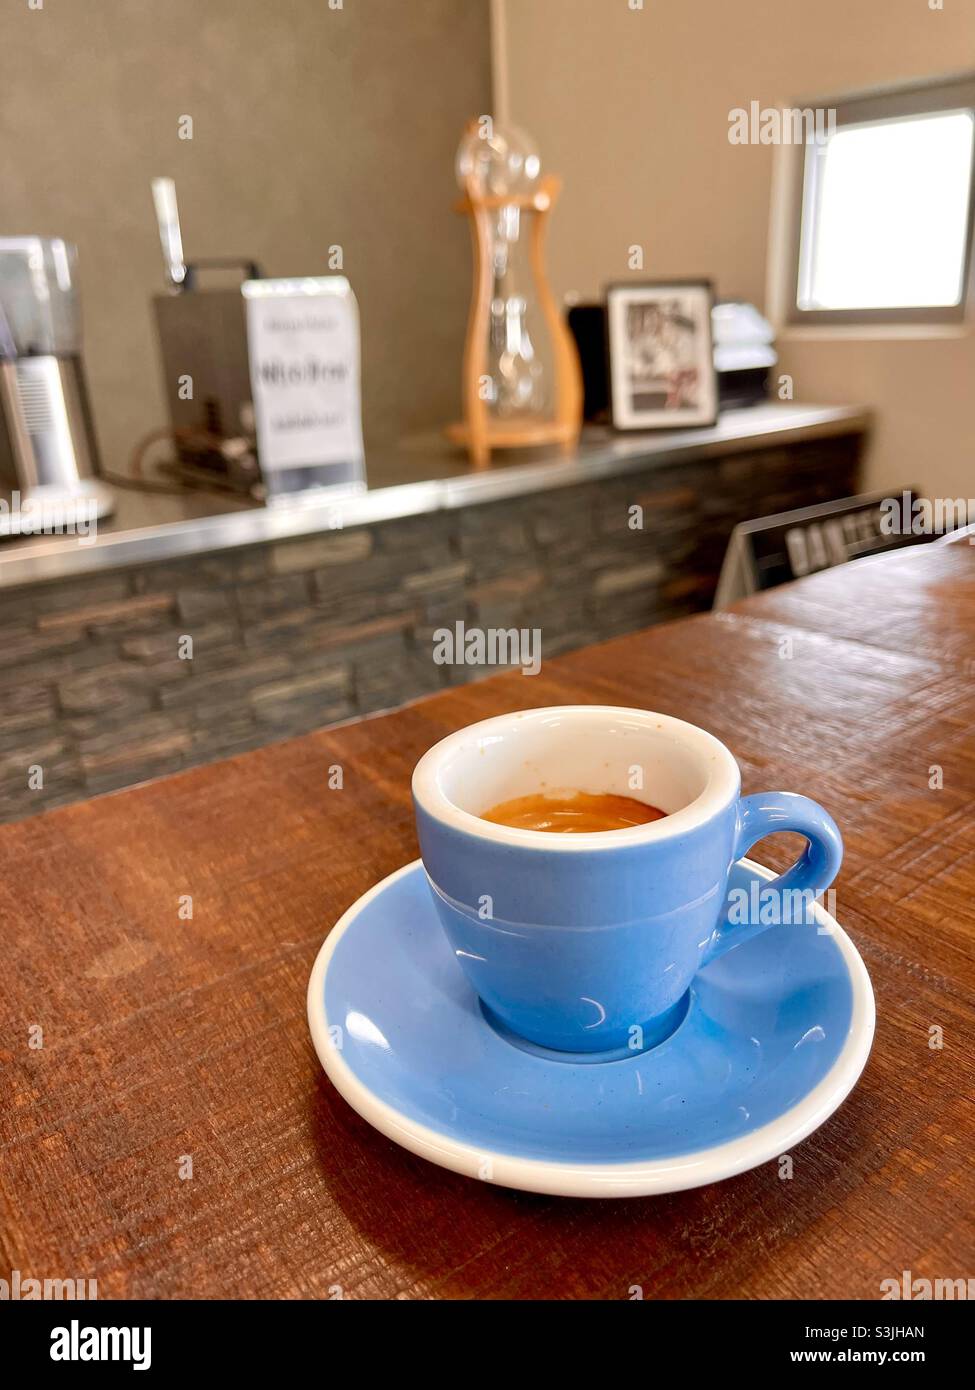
[307,857,875,1199]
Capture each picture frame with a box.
[605,279,718,430]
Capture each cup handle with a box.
[703,791,843,965]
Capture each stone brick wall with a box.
[0,434,861,822]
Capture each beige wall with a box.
[497,0,975,500]
[0,0,491,467]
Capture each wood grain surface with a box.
[1,540,973,1300]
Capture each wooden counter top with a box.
[1,538,972,1299]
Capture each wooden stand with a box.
[448,174,583,469]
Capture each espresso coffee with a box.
[481,791,667,833]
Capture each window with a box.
[789,75,975,325]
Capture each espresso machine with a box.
[0,237,113,535]
[148,177,263,495]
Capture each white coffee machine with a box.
[0,237,113,535]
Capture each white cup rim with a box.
[411,705,741,852]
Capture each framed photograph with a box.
[606,280,718,430]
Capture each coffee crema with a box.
[480,791,667,833]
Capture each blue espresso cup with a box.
[412,706,843,1055]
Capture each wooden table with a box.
[2,540,973,1300]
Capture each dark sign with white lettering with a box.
[714,489,927,606]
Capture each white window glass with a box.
[798,110,975,311]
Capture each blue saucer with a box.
[307,858,874,1197]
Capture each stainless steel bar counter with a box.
[0,402,869,822]
[1,404,868,586]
